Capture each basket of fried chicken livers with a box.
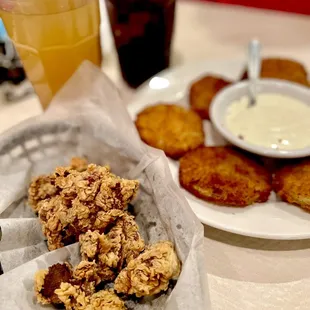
[0,62,208,310]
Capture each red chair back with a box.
[205,0,310,15]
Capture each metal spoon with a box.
[247,39,261,107]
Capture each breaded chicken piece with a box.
[56,283,125,310]
[34,263,73,305]
[35,261,106,307]
[135,104,204,159]
[55,282,90,310]
[273,159,310,210]
[86,289,126,310]
[28,157,88,212]
[38,164,139,250]
[28,175,58,212]
[71,261,102,295]
[240,58,308,86]
[114,241,181,297]
[179,146,272,207]
[79,213,145,278]
[189,75,231,120]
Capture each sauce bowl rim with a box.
[210,78,310,158]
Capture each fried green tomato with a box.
[135,104,204,159]
[179,146,272,207]
[189,75,231,120]
[273,159,310,210]
[240,58,308,86]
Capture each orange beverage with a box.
[0,0,102,109]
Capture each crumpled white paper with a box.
[0,62,209,310]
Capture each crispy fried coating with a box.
[189,75,231,120]
[54,164,138,211]
[55,282,90,310]
[114,241,180,297]
[79,230,117,282]
[179,146,272,207]
[39,201,124,251]
[34,263,73,305]
[55,283,125,310]
[34,270,49,305]
[79,213,145,279]
[86,290,126,310]
[273,159,310,210]
[35,261,103,307]
[240,58,308,86]
[28,157,88,212]
[35,263,125,309]
[37,164,139,250]
[112,211,145,265]
[28,175,58,213]
[135,104,204,159]
[71,261,101,295]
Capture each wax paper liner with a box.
[0,62,210,310]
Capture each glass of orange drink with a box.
[0,0,102,109]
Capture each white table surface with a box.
[2,1,310,309]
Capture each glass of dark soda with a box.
[107,0,176,88]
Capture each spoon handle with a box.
[248,39,261,81]
[248,40,261,105]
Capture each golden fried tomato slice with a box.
[135,104,204,159]
[179,146,272,207]
[273,159,310,210]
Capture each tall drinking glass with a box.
[107,0,176,88]
[0,0,102,109]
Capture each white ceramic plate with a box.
[127,59,310,240]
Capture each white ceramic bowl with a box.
[210,79,310,158]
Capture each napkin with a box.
[0,62,210,310]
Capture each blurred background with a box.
[0,0,310,113]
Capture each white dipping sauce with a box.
[226,93,310,150]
